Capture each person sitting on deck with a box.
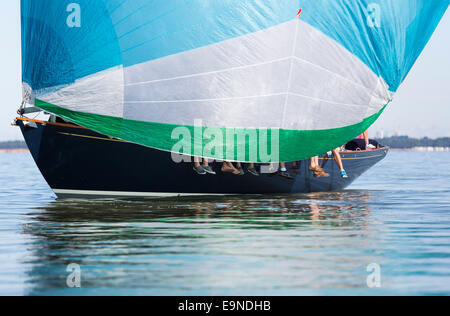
[345,136,380,151]
[193,157,216,175]
[359,130,376,150]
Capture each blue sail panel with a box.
[299,0,449,91]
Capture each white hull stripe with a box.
[53,189,231,198]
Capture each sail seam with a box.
[292,57,375,96]
[125,92,368,108]
[125,93,287,103]
[288,92,366,108]
[125,56,292,87]
[117,2,192,40]
[280,19,299,129]
[124,54,375,97]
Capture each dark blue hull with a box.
[18,118,388,198]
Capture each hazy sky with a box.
[0,2,448,141]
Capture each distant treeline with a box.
[0,141,27,149]
[1,137,449,150]
[375,136,450,149]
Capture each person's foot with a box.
[222,164,241,175]
[340,170,349,179]
[314,170,330,178]
[279,170,294,180]
[309,166,324,173]
[193,165,206,175]
[267,165,278,175]
[248,167,260,176]
[367,144,376,150]
[237,166,245,176]
[203,166,216,175]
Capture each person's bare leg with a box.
[310,156,321,170]
[332,148,345,172]
[310,157,317,170]
[364,130,376,150]
[193,156,207,174]
[201,158,216,174]
[310,156,329,177]
[363,130,370,147]
[333,148,348,178]
[194,156,201,167]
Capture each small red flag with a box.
[297,9,302,19]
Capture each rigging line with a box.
[107,0,129,16]
[125,55,378,100]
[119,17,380,99]
[120,19,204,54]
[280,19,300,129]
[119,1,272,56]
[125,57,292,87]
[113,0,156,27]
[120,4,242,55]
[288,92,368,108]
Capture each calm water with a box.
[0,151,449,296]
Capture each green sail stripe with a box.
[36,99,387,163]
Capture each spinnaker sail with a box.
[21,0,448,162]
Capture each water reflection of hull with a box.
[24,192,376,295]
[18,118,388,199]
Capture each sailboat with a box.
[15,0,448,198]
